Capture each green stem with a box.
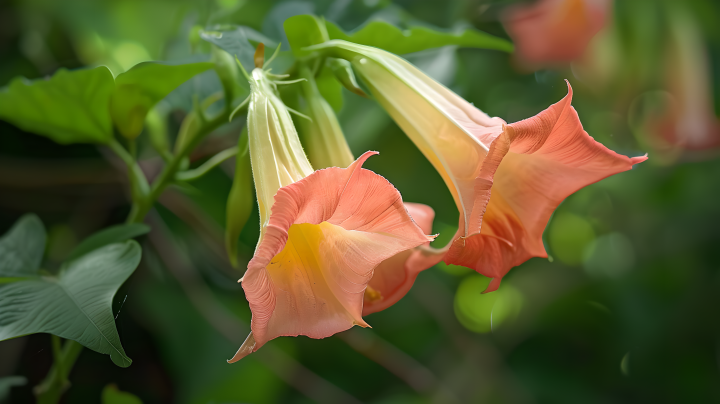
[109,139,151,224]
[35,339,83,404]
[128,110,230,223]
[176,146,238,182]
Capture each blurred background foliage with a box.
[1,0,720,403]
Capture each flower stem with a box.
[176,146,239,182]
[34,339,83,404]
[128,109,230,222]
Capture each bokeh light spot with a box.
[621,352,630,376]
[549,212,595,266]
[454,274,523,333]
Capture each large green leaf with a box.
[0,214,45,280]
[110,62,214,139]
[0,241,141,367]
[325,19,514,54]
[199,25,277,72]
[0,66,115,144]
[66,223,150,261]
[0,216,142,367]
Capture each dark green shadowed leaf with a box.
[0,66,115,144]
[66,223,150,261]
[200,26,277,72]
[102,384,143,404]
[0,241,141,367]
[0,214,45,279]
[325,20,514,54]
[110,62,214,139]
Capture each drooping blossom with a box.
[297,64,441,315]
[230,63,433,362]
[643,5,720,151]
[502,0,611,64]
[311,40,646,293]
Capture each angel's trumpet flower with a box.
[311,40,646,293]
[230,62,433,362]
[297,64,440,316]
[645,4,720,151]
[502,0,611,64]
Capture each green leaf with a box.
[102,384,143,404]
[325,19,514,54]
[0,66,115,144]
[110,62,214,139]
[200,25,277,72]
[66,223,150,262]
[0,376,27,403]
[284,14,329,57]
[0,214,45,279]
[0,236,142,367]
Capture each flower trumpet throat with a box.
[231,64,434,363]
[310,40,646,293]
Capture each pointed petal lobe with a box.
[445,82,646,287]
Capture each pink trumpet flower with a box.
[297,65,441,316]
[311,40,646,293]
[502,0,611,64]
[229,65,432,363]
[646,5,720,151]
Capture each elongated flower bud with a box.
[298,65,354,169]
[246,67,313,231]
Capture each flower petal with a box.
[362,203,444,315]
[231,152,433,362]
[503,0,610,64]
[444,82,647,291]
